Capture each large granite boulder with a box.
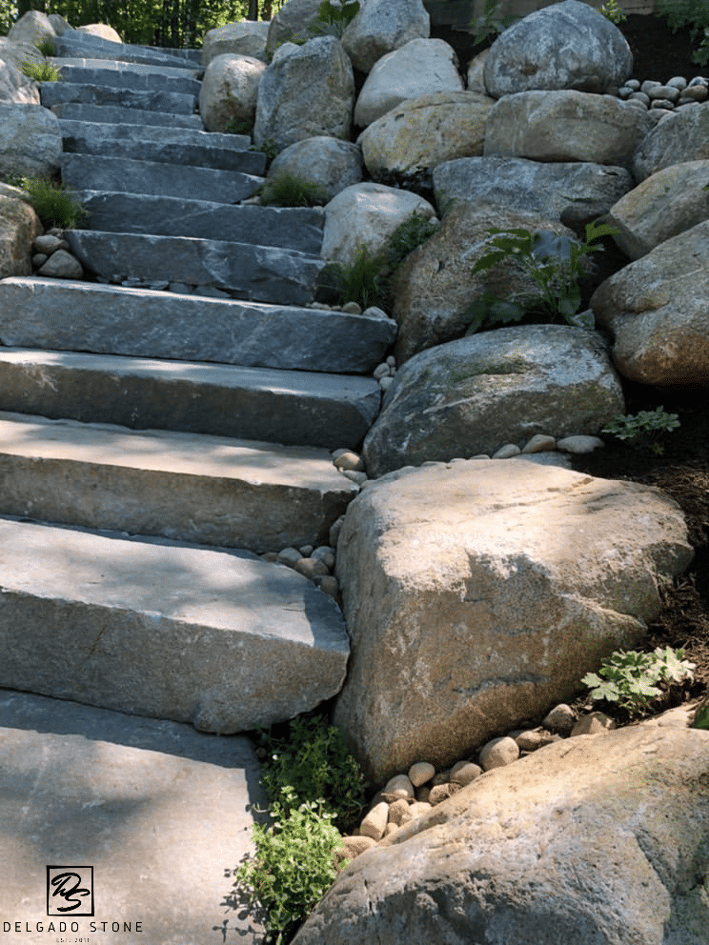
[0,103,62,178]
[321,181,436,267]
[293,724,709,943]
[363,324,625,477]
[433,156,633,227]
[0,56,40,105]
[484,90,654,168]
[391,201,578,363]
[606,160,709,260]
[330,458,691,783]
[254,36,354,151]
[266,0,324,50]
[341,0,430,74]
[591,219,709,385]
[76,23,122,42]
[199,53,265,132]
[268,136,363,201]
[0,190,43,278]
[7,9,57,48]
[358,91,494,180]
[201,20,270,65]
[633,102,709,180]
[483,0,632,98]
[354,38,463,128]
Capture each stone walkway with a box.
[0,27,390,943]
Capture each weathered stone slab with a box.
[0,517,350,731]
[57,63,201,95]
[332,459,692,783]
[41,80,197,115]
[0,278,394,373]
[52,55,200,78]
[0,348,382,449]
[59,120,265,174]
[293,725,709,945]
[50,100,204,127]
[62,153,261,203]
[0,103,62,178]
[433,156,633,226]
[78,192,323,251]
[56,29,199,69]
[0,411,357,551]
[0,689,265,945]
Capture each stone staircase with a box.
[0,29,396,734]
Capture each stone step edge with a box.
[58,118,252,153]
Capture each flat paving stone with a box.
[0,348,382,449]
[0,278,394,373]
[41,81,197,115]
[51,55,200,78]
[49,101,204,128]
[0,410,358,551]
[59,121,265,174]
[0,689,265,944]
[0,516,350,729]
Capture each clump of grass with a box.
[224,116,254,137]
[258,171,329,208]
[37,37,57,57]
[20,59,61,82]
[20,176,87,230]
[320,245,389,309]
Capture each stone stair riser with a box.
[64,230,324,306]
[52,55,201,79]
[0,349,382,449]
[51,101,204,128]
[57,31,202,70]
[58,64,202,96]
[41,81,197,115]
[0,279,396,374]
[0,518,350,732]
[0,413,357,552]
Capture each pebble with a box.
[514,728,561,752]
[556,435,605,455]
[449,761,482,786]
[360,800,389,840]
[342,301,362,314]
[335,835,376,870]
[295,557,330,580]
[333,450,365,472]
[479,736,520,770]
[32,253,48,268]
[329,515,345,548]
[314,574,340,599]
[37,249,83,279]
[342,469,368,485]
[522,433,556,454]
[570,710,616,737]
[275,546,303,568]
[542,703,577,735]
[613,72,709,112]
[34,233,65,254]
[379,375,395,392]
[428,782,460,806]
[311,546,336,569]
[387,798,413,827]
[382,774,415,800]
[373,363,391,380]
[493,443,521,459]
[408,761,435,787]
[362,305,390,321]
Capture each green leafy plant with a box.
[258,171,329,208]
[602,406,680,455]
[465,220,619,333]
[600,0,626,25]
[469,0,519,48]
[20,59,61,82]
[657,0,709,67]
[251,137,279,168]
[582,647,695,719]
[308,0,360,39]
[20,176,87,229]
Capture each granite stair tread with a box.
[56,29,202,69]
[49,100,204,127]
[41,80,197,115]
[56,62,202,95]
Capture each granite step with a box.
[59,120,266,174]
[61,153,261,203]
[0,348,382,449]
[63,230,323,306]
[56,62,202,96]
[56,29,202,70]
[0,278,395,373]
[40,81,197,115]
[78,192,323,251]
[0,516,350,731]
[0,411,357,551]
[52,55,200,78]
[0,690,265,945]
[49,100,204,128]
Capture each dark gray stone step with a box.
[0,410,358,551]
[0,690,265,944]
[57,62,202,96]
[41,80,197,115]
[53,55,200,79]
[61,153,262,203]
[79,191,322,252]
[49,100,204,128]
[64,230,323,306]
[0,518,350,731]
[0,348,382,449]
[59,120,265,174]
[0,278,396,374]
[56,29,201,70]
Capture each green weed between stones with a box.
[582,647,695,719]
[657,0,709,67]
[469,0,518,48]
[602,406,681,455]
[20,176,87,229]
[226,714,366,944]
[20,58,61,82]
[599,0,626,25]
[464,220,619,333]
[257,171,329,208]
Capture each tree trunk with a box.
[249,0,258,19]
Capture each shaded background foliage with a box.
[0,0,286,46]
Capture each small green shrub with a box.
[307,0,360,39]
[602,407,680,455]
[599,0,626,25]
[465,219,619,333]
[20,176,87,230]
[20,59,61,82]
[37,37,57,57]
[387,211,439,271]
[251,137,279,168]
[469,0,518,48]
[258,171,329,208]
[320,244,388,309]
[657,0,709,67]
[582,647,695,719]
[224,116,254,137]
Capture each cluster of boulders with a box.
[31,229,82,277]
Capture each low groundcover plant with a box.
[602,406,681,455]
